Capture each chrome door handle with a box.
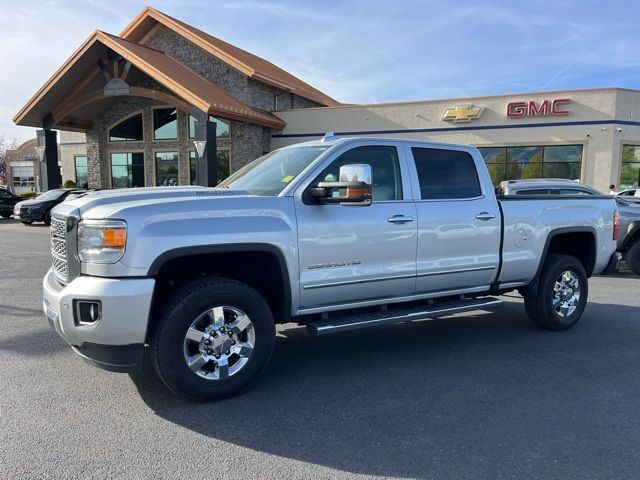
[388,215,414,224]
[475,212,496,221]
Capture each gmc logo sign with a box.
[506,99,570,118]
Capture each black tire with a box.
[150,277,275,401]
[43,210,51,226]
[523,254,588,331]
[0,212,10,219]
[626,240,640,276]
[21,221,32,225]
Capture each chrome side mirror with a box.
[309,164,372,206]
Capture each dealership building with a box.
[13,7,640,193]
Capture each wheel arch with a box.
[620,221,640,252]
[519,227,596,296]
[147,243,292,330]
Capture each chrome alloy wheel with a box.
[183,306,255,380]
[552,270,581,318]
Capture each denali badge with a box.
[308,260,362,269]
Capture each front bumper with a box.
[601,252,622,275]
[14,210,44,222]
[43,267,155,372]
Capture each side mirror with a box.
[309,164,372,206]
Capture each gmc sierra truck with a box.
[43,136,620,401]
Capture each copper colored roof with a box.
[102,33,286,128]
[13,30,286,129]
[121,7,340,107]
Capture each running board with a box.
[306,297,502,335]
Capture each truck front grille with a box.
[50,216,68,283]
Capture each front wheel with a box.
[43,210,51,226]
[0,212,11,219]
[524,254,588,331]
[150,277,275,401]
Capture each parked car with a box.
[618,187,639,196]
[498,178,602,196]
[617,187,640,204]
[498,178,640,276]
[13,189,85,225]
[0,187,22,218]
[43,136,619,401]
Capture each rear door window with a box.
[411,148,481,200]
[515,189,550,195]
[556,189,593,195]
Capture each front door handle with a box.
[475,212,496,221]
[388,215,414,224]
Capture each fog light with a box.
[74,300,102,325]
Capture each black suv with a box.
[13,189,85,225]
[0,188,22,219]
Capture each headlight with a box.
[78,220,127,263]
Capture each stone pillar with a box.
[36,129,61,191]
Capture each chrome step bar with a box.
[307,297,502,335]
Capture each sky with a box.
[1,0,640,141]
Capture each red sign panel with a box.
[506,99,570,118]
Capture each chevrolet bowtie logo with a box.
[442,105,484,123]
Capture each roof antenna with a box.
[322,131,337,142]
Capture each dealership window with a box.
[189,151,197,185]
[412,148,481,200]
[109,113,143,142]
[478,145,583,184]
[12,165,35,192]
[189,149,231,185]
[620,145,640,189]
[153,108,178,140]
[111,152,144,188]
[155,151,179,186]
[74,156,88,188]
[188,115,230,139]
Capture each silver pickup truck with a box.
[44,136,620,401]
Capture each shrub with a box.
[63,180,78,188]
[18,191,38,199]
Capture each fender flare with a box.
[518,226,596,296]
[148,243,292,323]
[620,221,640,252]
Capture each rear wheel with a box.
[524,254,588,331]
[625,240,640,276]
[151,277,275,401]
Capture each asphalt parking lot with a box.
[1,218,639,479]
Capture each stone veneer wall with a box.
[84,26,326,188]
[86,93,231,189]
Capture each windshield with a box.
[218,146,330,195]
[35,190,65,202]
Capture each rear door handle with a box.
[475,212,496,221]
[388,215,414,224]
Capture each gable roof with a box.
[120,7,340,107]
[13,30,286,129]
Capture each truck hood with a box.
[53,186,252,219]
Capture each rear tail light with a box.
[613,209,620,241]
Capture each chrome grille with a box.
[50,216,68,283]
